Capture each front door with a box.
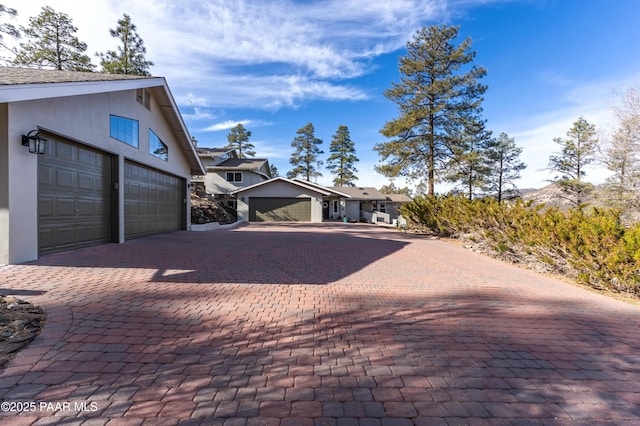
[322,200,329,219]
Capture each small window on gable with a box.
[136,88,150,109]
[226,172,243,182]
[110,115,139,148]
[149,129,168,161]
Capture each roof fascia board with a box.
[0,78,165,103]
[155,78,205,175]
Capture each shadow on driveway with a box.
[29,224,409,285]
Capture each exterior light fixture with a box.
[21,130,47,154]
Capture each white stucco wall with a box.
[205,170,268,195]
[345,200,360,222]
[236,180,324,222]
[0,103,9,263]
[1,88,194,264]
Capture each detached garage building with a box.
[232,177,328,222]
[0,67,204,264]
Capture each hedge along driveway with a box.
[0,222,639,424]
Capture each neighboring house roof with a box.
[327,186,387,201]
[231,177,331,196]
[215,158,268,169]
[384,193,413,203]
[211,158,271,179]
[0,66,205,175]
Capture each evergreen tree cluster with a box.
[286,123,360,187]
[1,5,152,75]
[374,24,527,201]
[224,121,361,186]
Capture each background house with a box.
[327,186,389,222]
[0,67,204,264]
[231,177,411,224]
[232,177,327,222]
[194,147,271,207]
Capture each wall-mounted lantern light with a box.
[21,130,47,154]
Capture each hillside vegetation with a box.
[401,195,640,295]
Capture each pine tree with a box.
[13,6,94,71]
[485,132,527,202]
[548,117,598,207]
[445,122,492,200]
[326,125,359,186]
[0,4,19,54]
[375,24,487,196]
[269,164,280,178]
[98,14,153,75]
[287,123,323,181]
[379,182,412,197]
[225,123,255,158]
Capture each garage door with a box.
[249,197,311,222]
[124,161,184,238]
[38,136,113,255]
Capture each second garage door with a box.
[249,197,311,222]
[124,161,184,238]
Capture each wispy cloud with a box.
[105,0,444,109]
[4,0,444,110]
[202,119,273,132]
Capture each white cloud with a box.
[2,0,445,111]
[202,119,273,132]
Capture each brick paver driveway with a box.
[1,223,640,425]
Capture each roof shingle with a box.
[0,66,151,85]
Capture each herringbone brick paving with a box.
[1,223,639,425]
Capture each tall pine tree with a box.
[14,6,94,71]
[287,123,323,181]
[326,125,359,186]
[225,123,255,158]
[375,24,487,196]
[98,14,153,75]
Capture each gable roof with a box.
[291,178,351,198]
[212,157,271,179]
[327,186,387,201]
[0,66,205,175]
[231,177,331,196]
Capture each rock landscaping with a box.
[0,295,45,369]
[190,190,237,225]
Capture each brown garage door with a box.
[124,161,184,238]
[249,197,311,222]
[38,135,113,255]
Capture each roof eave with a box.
[0,77,165,103]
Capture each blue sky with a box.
[4,0,640,191]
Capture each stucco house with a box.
[232,177,328,222]
[0,66,204,264]
[231,177,412,224]
[194,146,271,206]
